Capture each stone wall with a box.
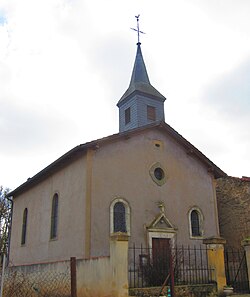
[129,284,217,297]
[216,176,250,248]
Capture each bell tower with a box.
[117,17,166,133]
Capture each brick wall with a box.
[216,176,250,248]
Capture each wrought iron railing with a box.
[224,247,249,293]
[129,244,214,289]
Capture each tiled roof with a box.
[7,121,227,198]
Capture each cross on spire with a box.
[131,14,145,44]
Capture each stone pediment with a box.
[147,211,176,232]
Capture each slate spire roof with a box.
[129,42,150,85]
[117,42,166,106]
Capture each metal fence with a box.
[2,268,71,297]
[0,256,77,297]
[129,244,214,289]
[224,247,249,293]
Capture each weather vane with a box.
[131,14,145,44]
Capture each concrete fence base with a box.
[3,234,129,297]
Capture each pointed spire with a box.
[117,43,165,106]
[117,25,166,133]
[129,43,150,86]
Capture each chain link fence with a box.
[1,261,71,297]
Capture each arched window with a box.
[114,202,126,232]
[50,193,59,239]
[21,208,28,245]
[191,210,200,236]
[189,208,203,238]
[110,198,130,235]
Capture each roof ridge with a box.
[7,121,226,198]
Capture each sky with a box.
[0,0,250,190]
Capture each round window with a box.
[149,162,167,186]
[154,167,165,180]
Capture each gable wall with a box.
[9,154,87,266]
[90,128,219,256]
[9,128,221,265]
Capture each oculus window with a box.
[149,162,167,186]
[154,167,165,181]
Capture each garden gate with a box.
[129,244,214,289]
[224,247,249,293]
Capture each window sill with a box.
[110,232,130,241]
[190,236,204,240]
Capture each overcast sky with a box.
[0,0,250,190]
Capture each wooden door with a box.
[152,238,170,285]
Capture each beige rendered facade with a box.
[5,39,230,297]
[8,122,225,266]
[7,41,226,273]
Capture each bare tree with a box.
[0,186,11,256]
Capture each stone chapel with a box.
[7,41,226,266]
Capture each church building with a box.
[7,40,226,267]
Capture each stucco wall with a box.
[9,155,87,265]
[9,127,220,265]
[217,176,250,248]
[90,128,219,256]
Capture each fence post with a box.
[0,254,6,297]
[169,249,175,297]
[70,257,77,297]
[203,236,227,293]
[110,233,129,297]
[242,238,250,291]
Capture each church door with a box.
[152,238,171,285]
